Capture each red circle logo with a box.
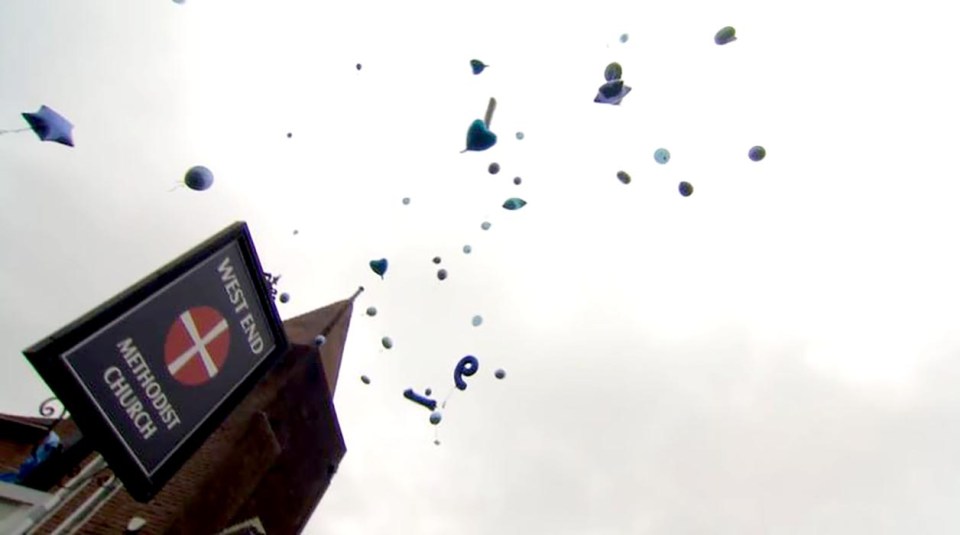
[164,306,230,386]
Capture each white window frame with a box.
[0,481,54,535]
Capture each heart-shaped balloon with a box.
[369,258,388,278]
[462,119,497,152]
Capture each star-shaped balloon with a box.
[21,105,74,147]
[594,81,632,105]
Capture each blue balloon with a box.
[494,368,506,379]
[21,105,74,147]
[471,315,483,327]
[381,336,393,349]
[279,292,290,303]
[748,146,766,161]
[470,59,488,75]
[361,375,371,384]
[595,81,632,105]
[184,166,214,191]
[481,221,491,230]
[604,63,623,82]
[503,197,527,210]
[654,148,671,164]
[715,26,737,45]
[366,306,377,316]
[463,245,472,254]
[404,388,437,410]
[679,181,694,197]
[454,355,479,390]
[437,268,448,281]
[462,120,497,152]
[369,258,388,278]
[429,411,443,425]
[314,334,326,347]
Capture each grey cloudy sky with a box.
[2,0,960,533]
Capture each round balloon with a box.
[513,176,522,185]
[184,166,214,191]
[433,256,442,264]
[366,306,378,317]
[361,375,370,384]
[279,292,290,303]
[315,334,326,347]
[429,411,443,425]
[481,221,491,230]
[620,33,629,43]
[654,148,670,164]
[617,171,631,185]
[488,163,501,175]
[679,181,694,197]
[715,26,737,45]
[604,62,623,82]
[463,245,472,254]
[402,197,411,205]
[425,388,432,396]
[495,368,506,379]
[382,336,393,349]
[356,63,362,70]
[437,269,448,281]
[287,132,292,138]
[516,132,525,140]
[472,315,483,327]
[293,229,299,235]
[748,146,766,161]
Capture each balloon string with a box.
[440,386,456,409]
[0,127,30,135]
[168,182,185,192]
[484,98,497,128]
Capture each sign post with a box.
[23,222,288,502]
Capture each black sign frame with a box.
[23,222,289,502]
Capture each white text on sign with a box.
[218,255,265,355]
[104,339,184,441]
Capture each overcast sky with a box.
[2,0,960,533]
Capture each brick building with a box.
[0,291,358,534]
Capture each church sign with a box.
[24,222,288,502]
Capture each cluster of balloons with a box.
[400,355,506,432]
[354,30,762,443]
